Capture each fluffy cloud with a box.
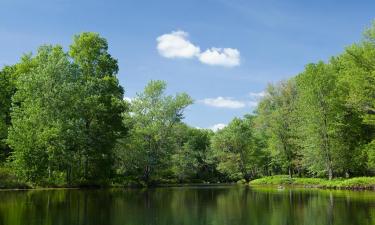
[248,101,259,107]
[156,31,200,58]
[156,30,240,67]
[210,123,227,132]
[200,97,245,109]
[198,48,240,67]
[249,91,266,98]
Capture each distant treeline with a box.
[0,22,374,187]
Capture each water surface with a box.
[0,186,374,225]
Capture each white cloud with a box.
[210,123,227,132]
[248,101,259,107]
[156,30,200,58]
[200,97,245,109]
[123,97,132,102]
[249,91,266,98]
[156,30,240,67]
[198,48,240,67]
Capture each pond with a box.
[0,185,374,225]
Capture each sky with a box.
[1,0,374,130]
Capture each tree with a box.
[338,22,375,126]
[210,115,264,181]
[256,80,300,177]
[115,80,192,184]
[295,62,346,180]
[8,45,81,183]
[332,22,375,174]
[69,32,127,183]
[0,66,17,163]
[8,32,126,185]
[171,125,212,182]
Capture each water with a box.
[0,186,374,225]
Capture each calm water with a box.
[0,186,374,225]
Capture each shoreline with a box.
[249,175,375,191]
[0,182,238,191]
[2,179,375,191]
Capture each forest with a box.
[0,23,374,188]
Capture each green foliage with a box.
[250,175,294,185]
[250,175,375,189]
[6,32,126,186]
[1,22,375,188]
[365,140,375,171]
[253,21,375,181]
[256,80,300,177]
[0,167,29,189]
[68,32,127,184]
[8,45,79,183]
[171,126,212,182]
[0,66,17,162]
[115,80,193,184]
[295,62,344,179]
[210,115,265,181]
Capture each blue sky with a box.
[1,0,374,130]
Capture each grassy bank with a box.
[249,175,375,190]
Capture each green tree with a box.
[8,32,126,185]
[115,80,192,184]
[69,32,127,183]
[7,46,81,183]
[295,62,346,180]
[256,80,300,177]
[210,115,264,181]
[339,22,375,126]
[332,22,375,174]
[171,126,212,182]
[0,66,17,163]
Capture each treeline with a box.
[0,23,374,187]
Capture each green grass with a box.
[249,175,375,189]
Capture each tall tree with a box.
[8,46,82,183]
[8,32,126,185]
[332,22,375,173]
[0,66,17,163]
[256,80,300,177]
[115,80,192,184]
[69,32,127,183]
[296,62,346,180]
[210,115,264,181]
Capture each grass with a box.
[249,175,375,190]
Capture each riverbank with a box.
[0,168,29,189]
[249,175,375,190]
[3,167,375,191]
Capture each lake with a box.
[0,186,374,225]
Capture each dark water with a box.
[0,186,374,225]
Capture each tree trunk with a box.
[66,165,72,185]
[144,165,150,184]
[84,156,88,180]
[48,163,51,180]
[328,166,333,180]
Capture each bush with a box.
[0,167,29,189]
[236,179,247,184]
[249,175,375,189]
